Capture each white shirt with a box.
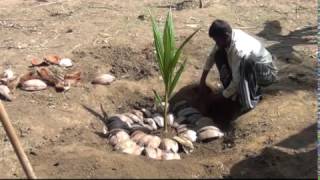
[204,29,272,99]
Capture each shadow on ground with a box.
[82,104,109,138]
[227,123,317,178]
[257,20,316,63]
[170,83,244,131]
[256,20,316,93]
[82,104,108,122]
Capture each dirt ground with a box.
[0,0,317,178]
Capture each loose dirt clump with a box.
[117,93,154,114]
[73,46,158,81]
[157,0,211,11]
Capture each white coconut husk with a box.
[0,85,12,101]
[159,138,179,153]
[21,79,47,91]
[173,136,194,154]
[92,74,115,85]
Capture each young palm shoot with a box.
[150,9,200,133]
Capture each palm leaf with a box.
[168,59,187,97]
[149,10,165,79]
[149,9,199,133]
[163,10,176,85]
[167,28,200,96]
[170,28,200,72]
[152,89,163,107]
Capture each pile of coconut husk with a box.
[0,54,116,101]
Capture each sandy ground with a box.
[0,0,317,178]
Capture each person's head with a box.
[209,19,232,48]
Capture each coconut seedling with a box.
[149,9,200,133]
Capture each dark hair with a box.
[208,19,232,38]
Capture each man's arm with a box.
[199,46,217,87]
[200,70,209,87]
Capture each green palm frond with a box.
[149,9,199,132]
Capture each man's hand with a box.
[209,91,226,103]
[195,70,213,113]
[198,70,210,96]
[198,83,210,96]
[194,84,211,114]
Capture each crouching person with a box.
[198,19,278,120]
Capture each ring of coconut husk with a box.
[179,129,197,142]
[172,100,190,113]
[161,152,181,160]
[141,123,154,131]
[167,113,175,126]
[131,109,144,120]
[178,115,201,125]
[193,117,216,131]
[107,128,130,138]
[143,118,158,130]
[137,134,154,147]
[197,125,221,133]
[176,124,194,132]
[177,126,189,134]
[110,114,134,126]
[172,136,194,154]
[159,138,179,153]
[174,116,187,124]
[143,147,163,160]
[185,113,203,124]
[118,141,144,156]
[140,108,152,118]
[152,114,164,128]
[105,105,224,160]
[114,139,137,152]
[130,130,146,141]
[177,107,200,117]
[125,112,143,124]
[106,117,131,132]
[108,130,130,146]
[146,136,161,149]
[172,121,179,128]
[127,145,144,156]
[197,126,224,142]
[130,125,152,134]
